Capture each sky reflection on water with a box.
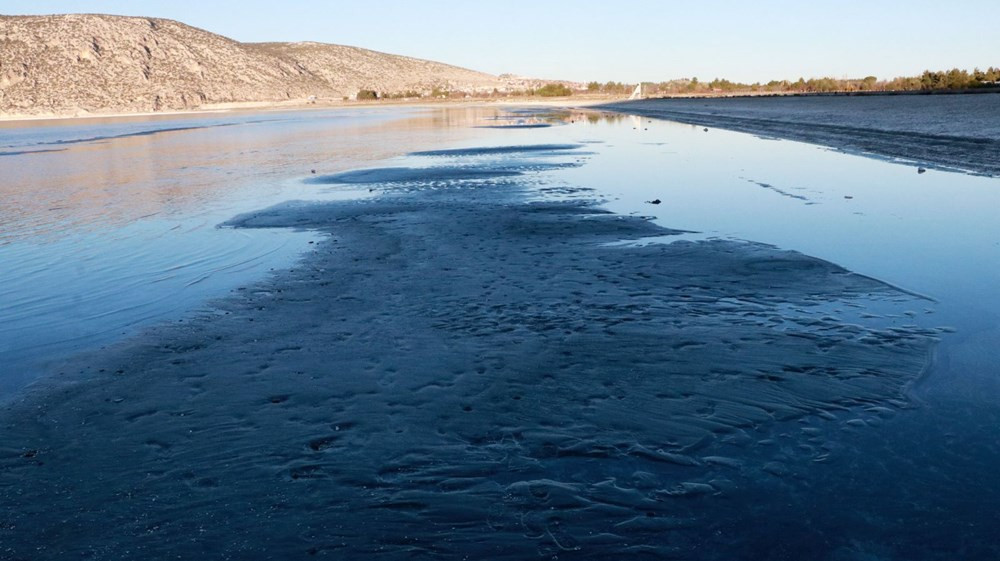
[2,103,999,558]
[2,104,999,405]
[0,106,494,394]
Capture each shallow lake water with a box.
[2,102,999,558]
[0,107,496,395]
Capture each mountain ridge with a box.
[0,13,532,117]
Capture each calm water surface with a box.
[3,103,999,402]
[0,107,491,394]
[2,101,999,557]
[615,93,1000,138]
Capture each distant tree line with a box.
[355,82,575,101]
[383,90,422,99]
[586,81,633,94]
[354,67,998,103]
[533,83,573,96]
[634,67,1000,96]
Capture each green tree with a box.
[536,83,572,97]
[920,70,941,89]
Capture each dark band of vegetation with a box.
[355,82,573,100]
[354,67,997,102]
[594,67,1000,95]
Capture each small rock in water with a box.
[844,195,854,199]
[311,169,316,174]
[703,128,709,132]
[647,199,662,205]
[917,167,927,174]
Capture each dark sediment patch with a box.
[745,178,814,203]
[306,162,582,187]
[0,180,938,558]
[475,123,553,129]
[45,123,241,147]
[305,166,524,184]
[410,144,583,157]
[0,148,67,157]
[29,118,282,149]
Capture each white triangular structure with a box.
[629,83,643,100]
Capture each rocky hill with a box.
[0,13,511,117]
[251,42,503,98]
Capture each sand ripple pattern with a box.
[0,157,940,559]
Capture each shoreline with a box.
[1,146,941,557]
[0,95,615,124]
[6,88,998,124]
[650,86,1000,100]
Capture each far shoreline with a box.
[6,87,998,125]
[647,86,1000,101]
[0,95,615,124]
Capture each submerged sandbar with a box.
[0,155,939,557]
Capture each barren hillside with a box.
[0,13,509,117]
[251,42,502,97]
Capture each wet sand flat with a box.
[601,94,1000,176]
[0,165,939,558]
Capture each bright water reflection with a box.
[549,114,1000,403]
[0,106,505,395]
[420,108,1000,558]
[2,103,999,557]
[3,104,999,404]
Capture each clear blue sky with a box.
[4,0,998,83]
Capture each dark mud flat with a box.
[600,94,1000,176]
[0,174,938,558]
[410,144,582,157]
[476,123,553,129]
